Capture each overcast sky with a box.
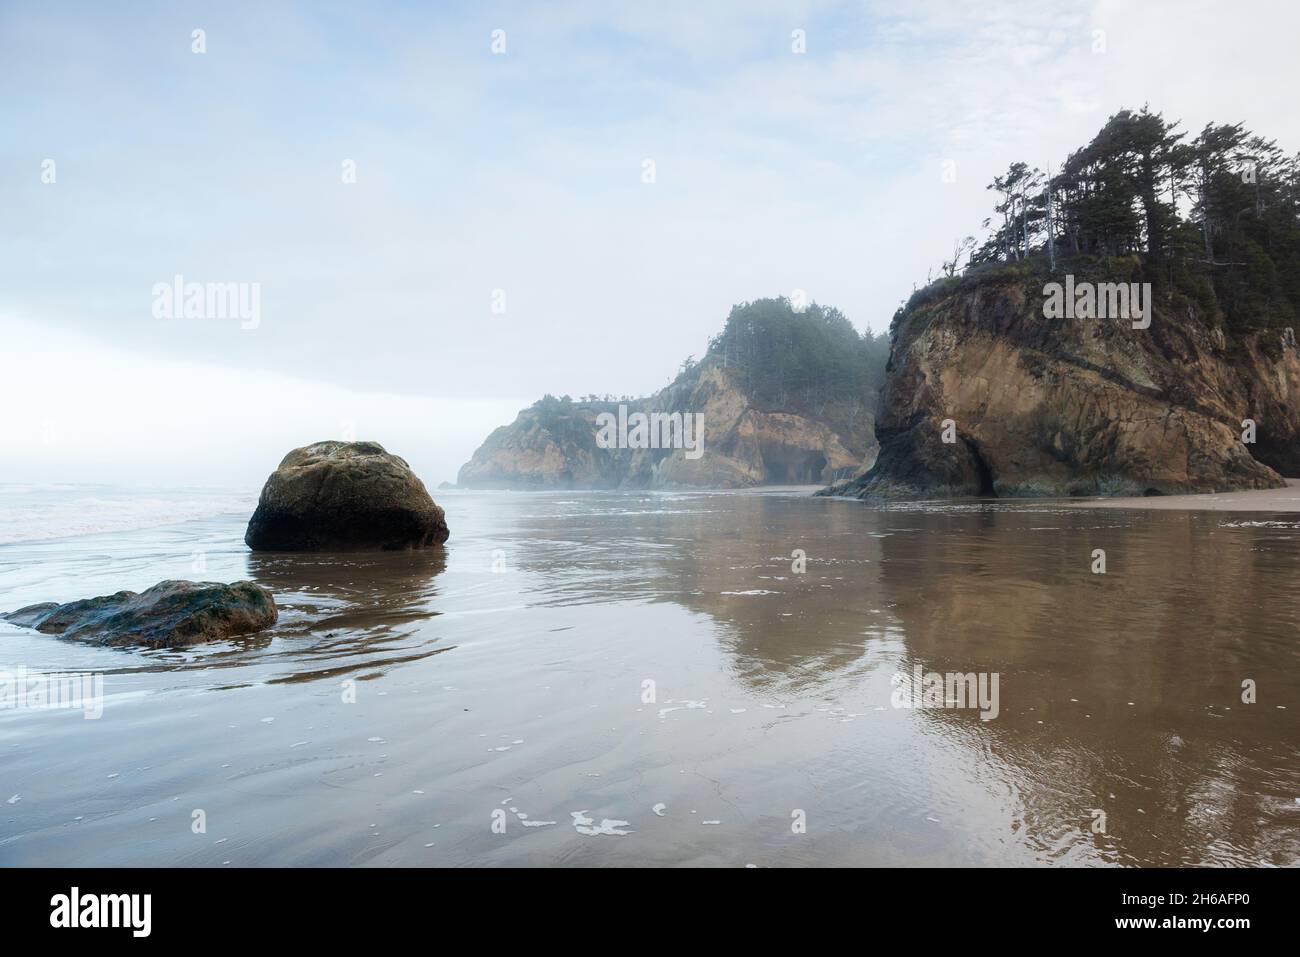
[4,0,1299,487]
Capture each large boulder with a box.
[3,580,277,649]
[245,441,449,551]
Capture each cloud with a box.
[3,0,1298,486]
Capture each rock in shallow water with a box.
[245,441,449,551]
[3,580,277,649]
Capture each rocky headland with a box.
[826,108,1300,500]
[824,261,1300,500]
[458,299,889,489]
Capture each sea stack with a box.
[245,441,449,551]
[825,271,1298,500]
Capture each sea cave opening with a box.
[763,451,828,485]
[961,437,996,497]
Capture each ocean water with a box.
[0,485,1297,866]
[0,484,257,546]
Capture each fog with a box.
[4,0,1299,485]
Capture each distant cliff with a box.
[458,299,888,489]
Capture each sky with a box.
[4,0,1300,487]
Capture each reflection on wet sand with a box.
[491,493,894,687]
[242,548,450,684]
[871,507,1300,866]
[488,493,1299,865]
[1,491,1295,867]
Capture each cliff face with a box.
[457,361,875,490]
[828,269,1300,499]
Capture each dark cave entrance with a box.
[1247,437,1300,478]
[764,451,828,485]
[961,436,996,497]
[804,452,828,483]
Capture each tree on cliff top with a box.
[965,106,1300,328]
[705,298,888,413]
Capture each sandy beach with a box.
[1070,478,1300,512]
[3,485,1298,867]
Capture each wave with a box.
[0,486,257,545]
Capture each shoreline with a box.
[1065,478,1300,512]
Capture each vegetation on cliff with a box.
[954,106,1300,330]
[705,299,890,413]
[529,298,890,420]
[459,299,888,489]
[830,107,1300,501]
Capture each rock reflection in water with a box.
[1,491,1295,867]
[242,548,449,684]
[470,492,1299,865]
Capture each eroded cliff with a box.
[458,299,885,489]
[826,264,1300,500]
[457,362,874,489]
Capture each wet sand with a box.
[1,488,1297,867]
[1068,479,1300,512]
